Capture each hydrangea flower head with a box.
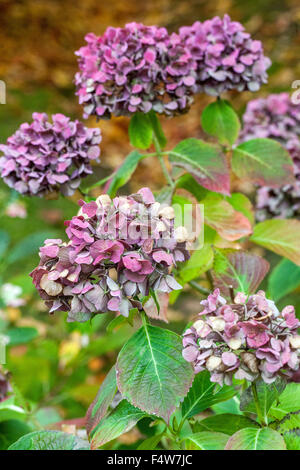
[30,188,189,322]
[0,113,102,197]
[74,23,197,119]
[182,289,300,385]
[179,14,271,96]
[239,92,300,220]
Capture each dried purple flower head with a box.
[182,288,300,385]
[30,188,189,322]
[0,371,11,402]
[74,23,197,119]
[179,14,271,96]
[239,92,300,220]
[0,113,102,197]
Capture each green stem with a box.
[251,381,266,426]
[189,280,210,295]
[153,136,174,188]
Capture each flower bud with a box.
[206,355,222,371]
[158,206,175,220]
[228,337,242,350]
[289,335,300,349]
[40,274,63,296]
[209,316,225,332]
[174,226,189,243]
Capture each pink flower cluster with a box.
[239,93,300,220]
[75,17,270,119]
[30,188,189,322]
[75,23,196,119]
[179,15,270,96]
[182,289,300,385]
[0,113,102,197]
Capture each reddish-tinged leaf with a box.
[203,195,252,241]
[116,324,194,422]
[169,138,230,195]
[212,250,270,298]
[232,138,294,187]
[143,292,169,323]
[250,219,300,266]
[86,366,117,435]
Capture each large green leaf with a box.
[90,399,147,449]
[148,110,167,149]
[129,113,153,149]
[181,371,237,420]
[203,195,252,241]
[270,383,300,420]
[283,432,300,450]
[226,193,254,225]
[276,411,300,435]
[137,432,165,450]
[169,138,230,195]
[225,427,286,450]
[201,99,240,147]
[86,365,117,435]
[250,219,300,266]
[240,379,286,423]
[177,244,214,285]
[116,323,194,422]
[268,259,300,301]
[107,151,145,197]
[9,430,90,450]
[212,249,269,299]
[194,413,259,435]
[0,397,26,423]
[184,431,228,450]
[232,138,294,187]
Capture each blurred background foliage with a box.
[0,0,300,449]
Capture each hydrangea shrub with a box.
[1,14,300,452]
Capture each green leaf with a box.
[90,399,147,449]
[86,365,117,435]
[169,138,230,195]
[129,113,153,149]
[270,383,300,420]
[283,432,300,450]
[0,420,32,450]
[137,432,165,450]
[175,174,209,201]
[116,323,194,422]
[212,249,269,299]
[226,193,254,225]
[184,431,228,450]
[148,110,167,149]
[107,151,145,197]
[240,379,286,422]
[194,413,259,435]
[181,371,237,420]
[250,219,300,266]
[201,99,240,147]
[9,430,90,450]
[225,427,286,450]
[232,138,294,187]
[276,411,300,434]
[0,397,26,423]
[6,327,38,346]
[203,194,252,241]
[0,230,10,259]
[7,231,57,265]
[177,244,214,285]
[268,259,300,301]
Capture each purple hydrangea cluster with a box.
[179,14,271,96]
[74,23,197,119]
[239,93,300,220]
[182,289,300,385]
[30,188,189,322]
[0,113,102,197]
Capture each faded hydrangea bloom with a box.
[239,93,300,220]
[182,289,300,385]
[75,22,197,119]
[30,188,189,322]
[0,113,102,197]
[180,14,271,96]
